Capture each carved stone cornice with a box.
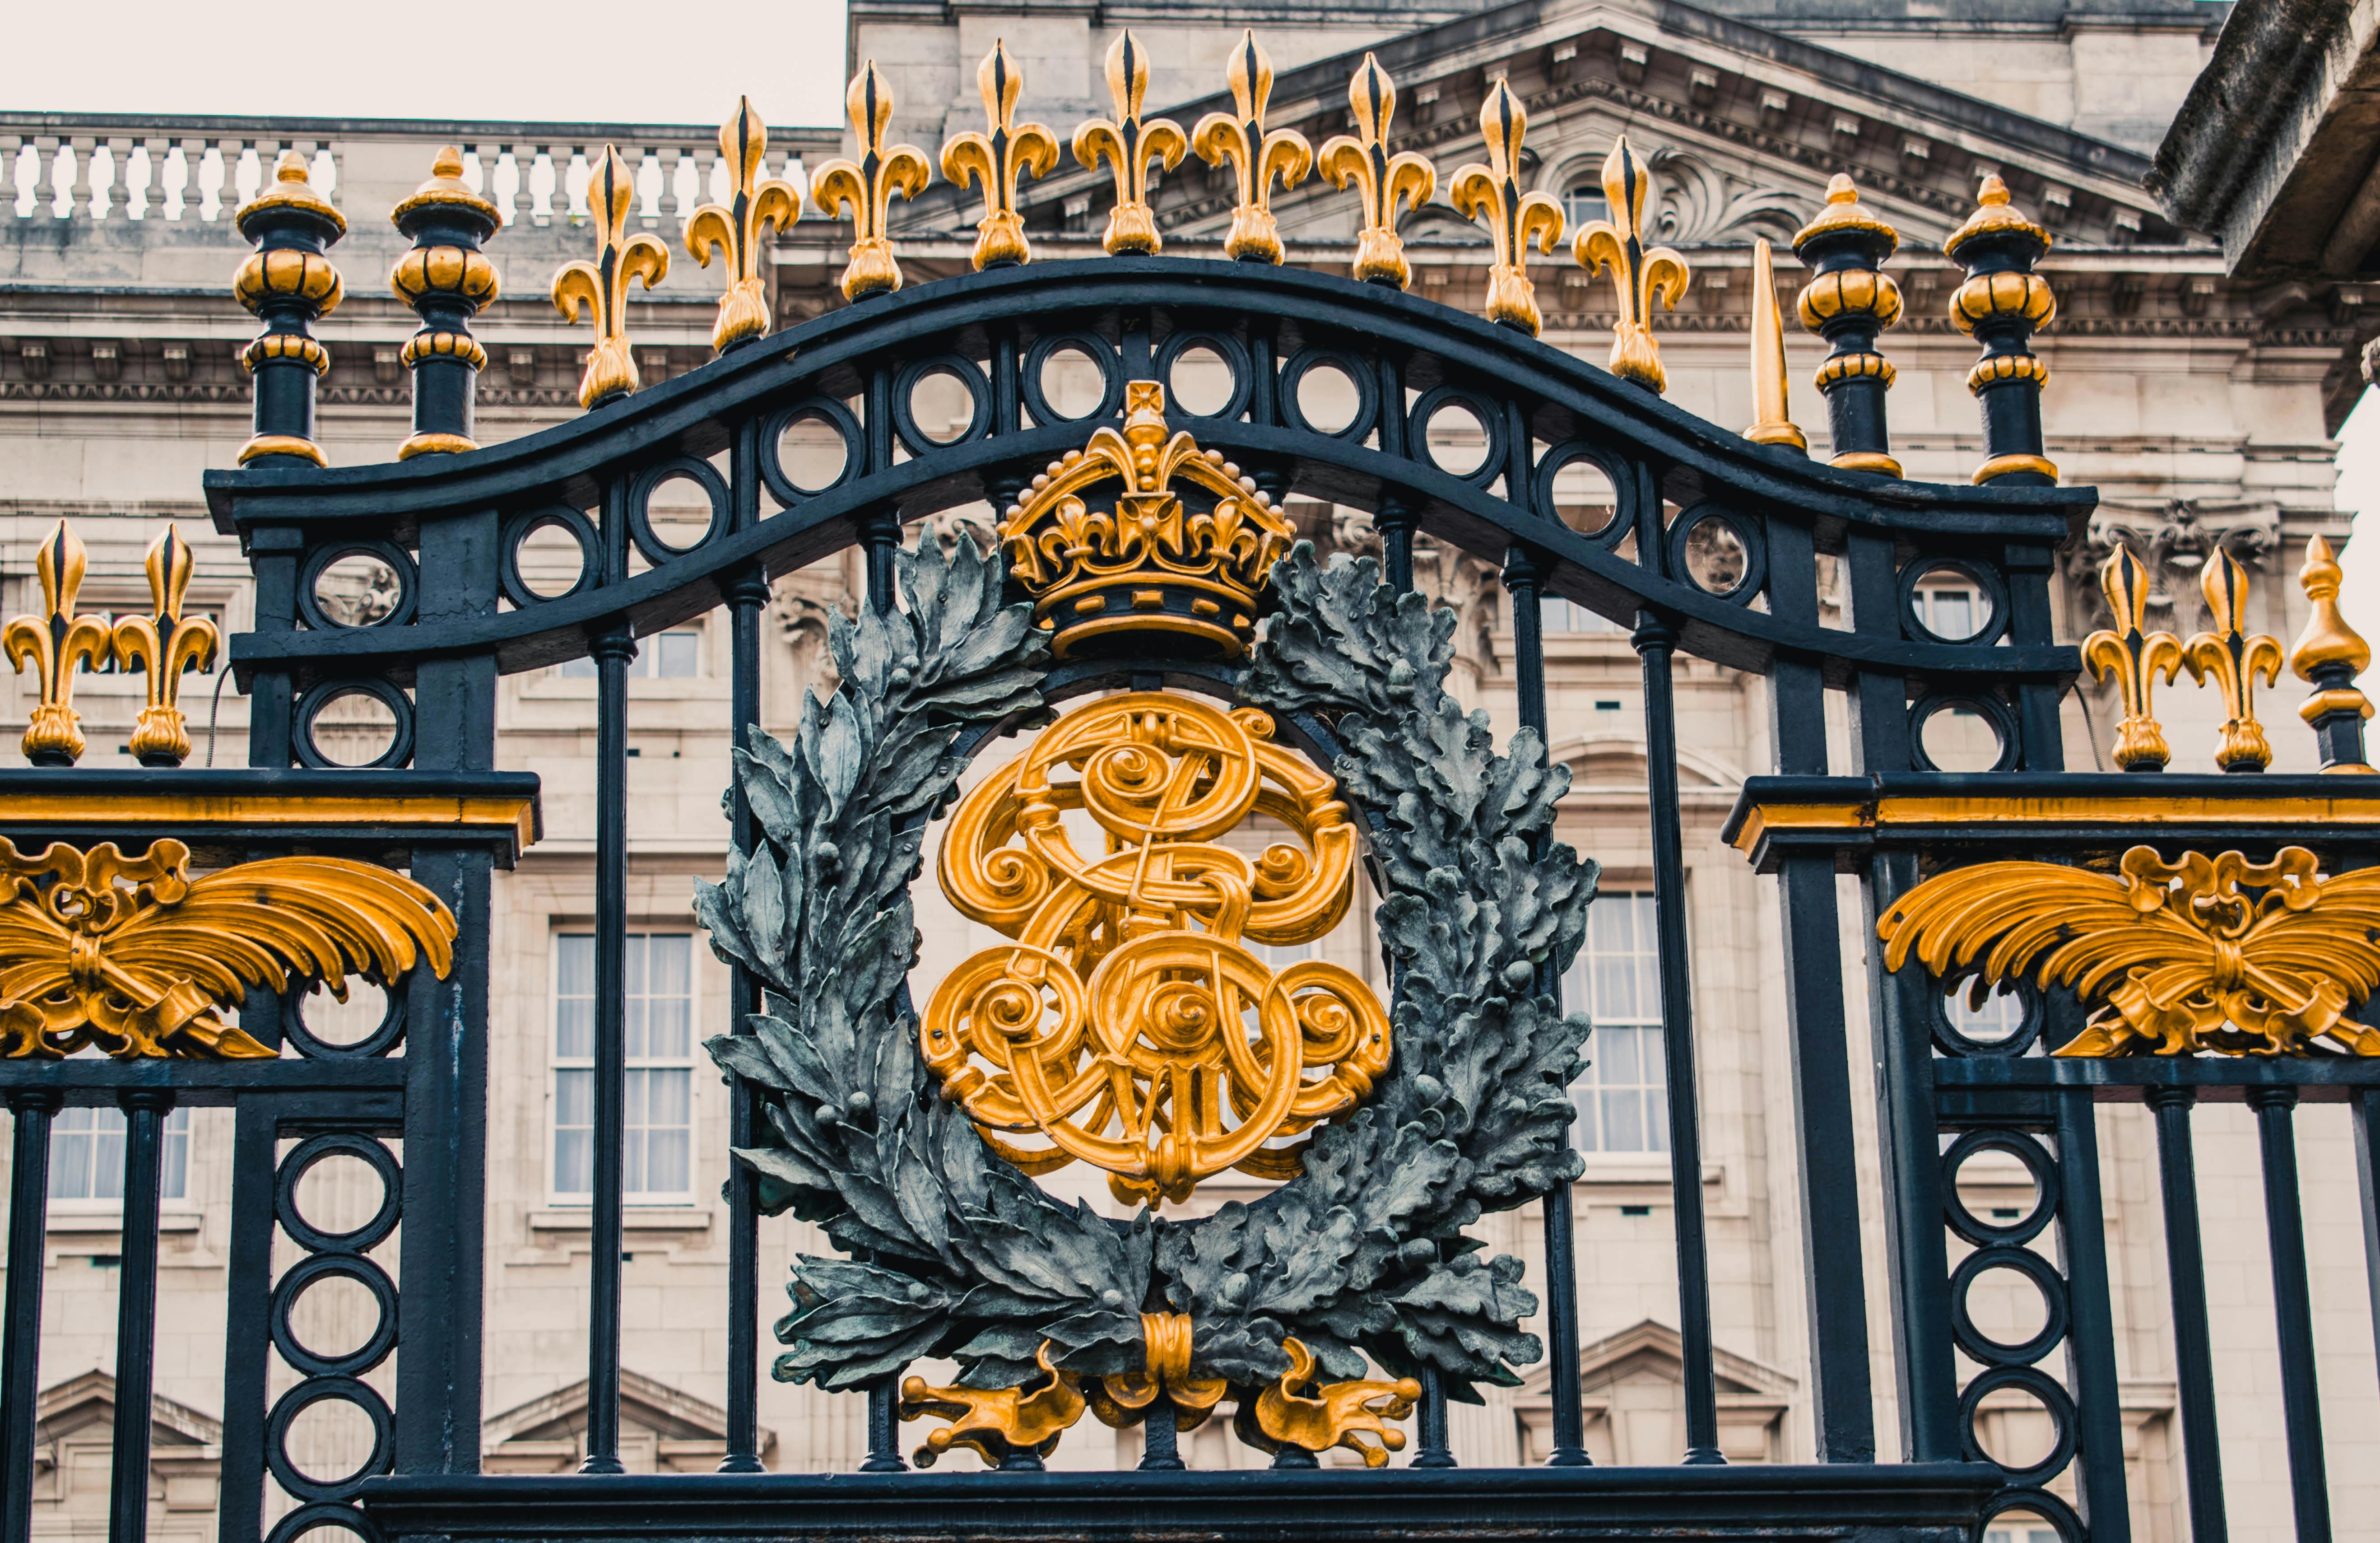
[2069,497,2282,635]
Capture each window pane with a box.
[655,631,700,678]
[554,1130,591,1196]
[161,1108,190,1201]
[555,1068,591,1127]
[1601,1087,1643,1151]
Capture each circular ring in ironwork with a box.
[1530,440,1634,546]
[263,1501,381,1543]
[292,678,415,771]
[1280,346,1381,444]
[1022,331,1124,427]
[1897,556,2010,647]
[497,504,600,609]
[1155,331,1253,421]
[297,541,418,632]
[1406,385,1506,486]
[274,1133,402,1255]
[1956,1365,2078,1488]
[1665,503,1766,606]
[265,1376,394,1504]
[1929,972,2043,1060]
[1941,1128,2060,1249]
[1951,1245,2070,1368]
[1907,690,2020,774]
[757,396,863,507]
[1974,1486,2086,1543]
[281,975,407,1061]
[626,454,731,565]
[270,1251,399,1378]
[892,355,991,457]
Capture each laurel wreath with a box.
[699,537,1595,1406]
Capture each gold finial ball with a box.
[1823,173,1857,205]
[432,145,465,180]
[273,149,309,184]
[1977,173,2012,207]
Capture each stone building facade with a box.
[4,1,2378,1539]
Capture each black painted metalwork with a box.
[581,620,636,1476]
[2148,1087,2227,1543]
[108,1091,171,1543]
[0,1091,56,1543]
[2251,1085,2332,1543]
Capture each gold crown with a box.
[999,381,1294,659]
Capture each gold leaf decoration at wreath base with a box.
[1877,844,2380,1058]
[0,837,457,1060]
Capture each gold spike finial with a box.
[684,98,801,353]
[1192,30,1315,264]
[2182,550,2284,772]
[3,520,112,766]
[942,41,1060,270]
[1317,53,1435,289]
[812,62,933,299]
[1449,81,1566,334]
[2291,534,2376,769]
[2082,545,2184,771]
[550,147,671,409]
[109,525,223,768]
[1744,238,1804,451]
[1572,135,1692,389]
[1074,31,1188,256]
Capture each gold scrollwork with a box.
[0,838,457,1061]
[943,41,1060,271]
[1192,30,1313,265]
[2182,550,2283,773]
[1450,81,1564,336]
[111,526,222,768]
[923,691,1388,1205]
[1879,844,2380,1058]
[1316,53,1435,290]
[813,61,932,300]
[4,520,110,765]
[1085,1312,1230,1430]
[1243,1337,1420,1466]
[684,98,801,352]
[900,1343,1089,1468]
[2082,545,2183,772]
[550,146,670,410]
[1573,135,1691,390]
[1074,31,1187,256]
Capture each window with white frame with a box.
[557,629,702,680]
[1562,893,1669,1153]
[1911,582,1989,643]
[1542,597,1628,634]
[49,1106,191,1202]
[553,932,696,1202]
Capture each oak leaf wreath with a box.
[697,535,1597,1408]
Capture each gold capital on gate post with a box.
[551,146,671,409]
[813,61,933,299]
[942,41,1060,271]
[1317,53,1435,289]
[1449,81,1565,336]
[684,98,801,352]
[1193,30,1314,264]
[1074,31,1188,256]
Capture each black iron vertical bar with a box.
[580,617,636,1476]
[2149,1087,2227,1543]
[2355,1090,2380,1411]
[1,1091,58,1543]
[1632,611,1723,1464]
[2250,1085,2331,1541]
[217,1100,278,1543]
[108,1090,171,1543]
[2052,1090,2132,1542]
[244,524,302,767]
[721,413,767,1473]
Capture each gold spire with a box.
[684,98,801,352]
[1449,81,1565,334]
[1572,136,1691,391]
[1744,239,1804,450]
[1316,53,1435,289]
[942,41,1060,270]
[812,61,932,300]
[550,146,671,409]
[1192,30,1314,264]
[2182,550,2283,772]
[1074,30,1188,256]
[2082,545,2184,771]
[2,520,109,765]
[2291,534,2376,769]
[111,525,223,768]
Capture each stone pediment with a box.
[480,1369,776,1474]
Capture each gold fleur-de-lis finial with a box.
[1573,136,1692,392]
[942,41,1060,270]
[1449,81,1565,334]
[550,147,671,409]
[2291,535,2377,772]
[1074,30,1189,256]
[1744,237,1804,451]
[683,98,801,353]
[110,525,222,769]
[813,61,933,299]
[2182,550,2285,772]
[2083,545,2185,771]
[3,520,111,766]
[1317,53,1435,289]
[1192,30,1314,264]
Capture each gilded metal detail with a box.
[1878,844,2380,1058]
[2291,534,2375,748]
[1450,82,1565,336]
[996,381,1293,659]
[232,236,344,316]
[924,690,1387,1205]
[398,333,488,373]
[1192,30,1313,265]
[1247,1338,1421,1466]
[1743,238,1805,451]
[1944,172,2049,260]
[233,149,345,237]
[900,1344,1088,1468]
[2082,545,2183,771]
[943,41,1060,271]
[550,146,670,410]
[1085,1313,1229,1429]
[813,62,932,299]
[2182,550,2283,772]
[685,98,801,351]
[388,145,499,227]
[1074,31,1187,256]
[1571,135,1690,386]
[111,526,222,768]
[0,837,457,1061]
[1317,53,1433,289]
[4,521,110,766]
[232,151,344,467]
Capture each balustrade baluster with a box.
[33,137,61,218]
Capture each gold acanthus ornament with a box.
[1074,31,1188,257]
[550,146,670,409]
[0,838,458,1061]
[813,61,933,299]
[1316,53,1436,289]
[1572,136,1692,392]
[2182,549,2284,773]
[1192,30,1314,265]
[683,98,801,353]
[1450,81,1565,336]
[923,692,1389,1206]
[112,526,223,768]
[2082,545,2183,772]
[941,40,1060,271]
[1879,844,2380,1058]
[4,520,110,766]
